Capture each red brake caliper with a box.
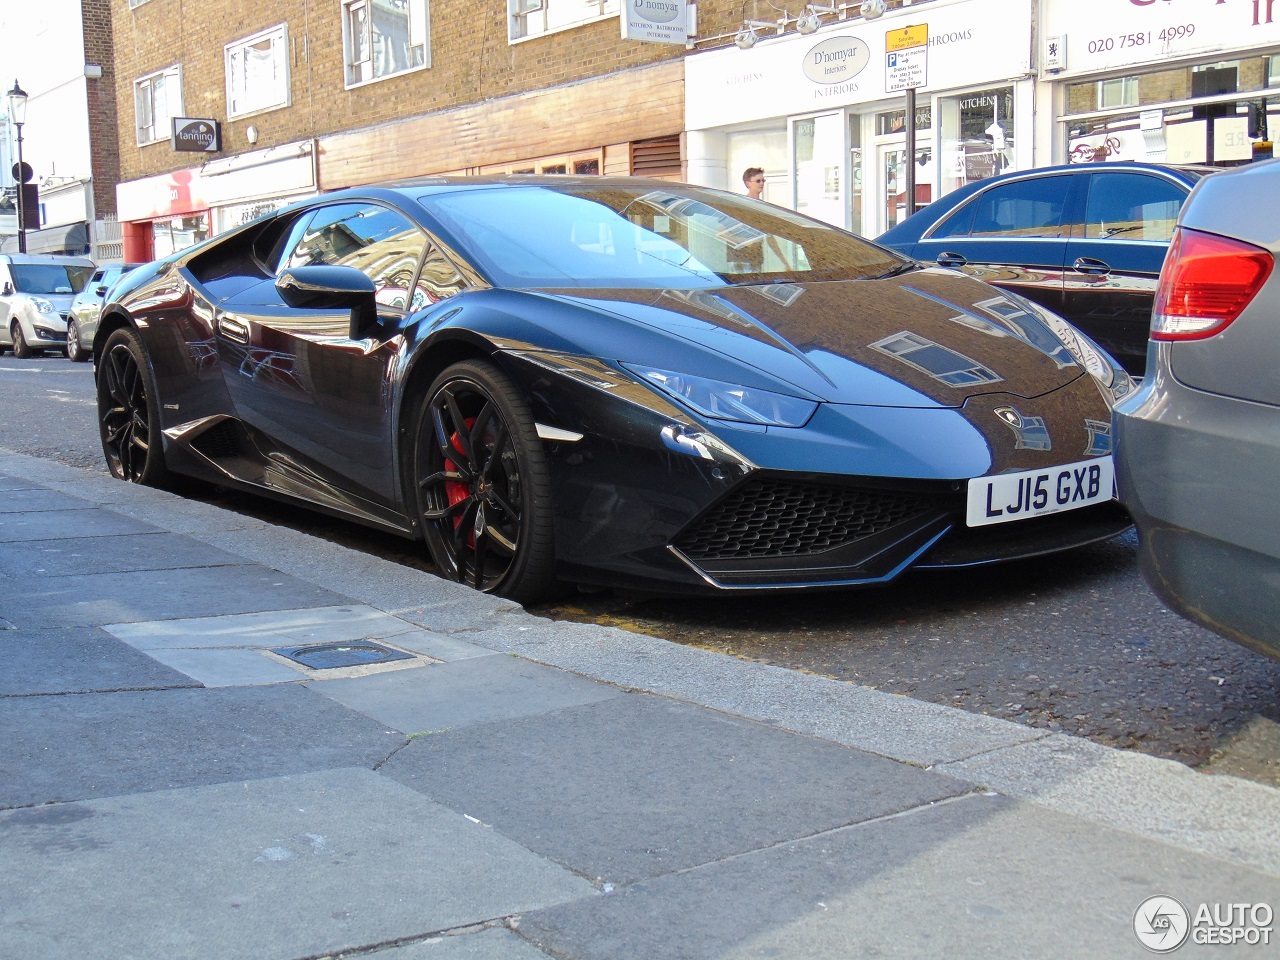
[444,418,476,546]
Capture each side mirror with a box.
[2,282,11,296]
[276,265,378,340]
[94,285,108,296]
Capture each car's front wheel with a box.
[97,327,170,486]
[411,359,557,602]
[66,321,89,362]
[11,322,37,359]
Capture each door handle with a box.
[1072,257,1111,276]
[219,315,250,344]
[935,252,968,268]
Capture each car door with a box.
[214,200,434,505]
[910,171,1083,320]
[1062,170,1189,374]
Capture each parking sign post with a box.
[886,26,928,218]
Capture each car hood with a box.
[535,269,1088,408]
[18,291,77,312]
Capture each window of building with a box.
[343,0,430,87]
[509,0,618,42]
[226,24,290,118]
[1098,77,1138,109]
[134,65,183,146]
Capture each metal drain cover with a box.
[273,641,412,670]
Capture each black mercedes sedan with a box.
[94,176,1135,601]
[877,162,1211,375]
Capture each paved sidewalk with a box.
[2,446,1278,960]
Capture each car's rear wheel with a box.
[412,359,557,602]
[11,323,37,359]
[98,327,170,486]
[66,321,88,362]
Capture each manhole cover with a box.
[272,641,412,670]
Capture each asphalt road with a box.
[4,352,1278,786]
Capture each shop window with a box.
[134,65,183,146]
[343,0,430,87]
[509,0,619,42]
[152,214,208,259]
[940,86,1015,198]
[226,24,291,118]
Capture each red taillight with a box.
[1152,227,1274,340]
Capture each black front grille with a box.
[674,478,940,560]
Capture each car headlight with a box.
[622,364,817,427]
[1014,298,1137,402]
[31,297,56,315]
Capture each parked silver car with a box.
[0,254,96,358]
[66,262,145,362]
[1114,159,1280,662]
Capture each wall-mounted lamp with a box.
[734,20,772,49]
[859,0,886,19]
[735,18,780,49]
[796,4,839,35]
[246,125,259,145]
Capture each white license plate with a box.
[966,457,1115,527]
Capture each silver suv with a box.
[0,254,96,358]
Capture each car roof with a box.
[0,253,96,266]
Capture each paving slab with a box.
[310,653,625,735]
[382,693,972,885]
[1,563,350,629]
[940,733,1280,876]
[519,791,1280,960]
[0,768,594,960]
[0,506,163,542]
[0,685,403,806]
[366,927,555,959]
[0,627,199,695]
[0,487,97,514]
[0,531,246,578]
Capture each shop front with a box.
[684,0,1035,236]
[116,168,211,264]
[1043,0,1280,166]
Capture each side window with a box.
[1083,173,1187,242]
[959,176,1071,239]
[928,202,977,241]
[413,242,467,309]
[280,203,428,314]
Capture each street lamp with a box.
[7,79,28,254]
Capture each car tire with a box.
[411,359,557,602]
[97,327,171,487]
[11,323,36,359]
[66,322,89,362]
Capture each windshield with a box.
[421,184,906,289]
[11,264,94,295]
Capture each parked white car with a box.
[0,254,96,358]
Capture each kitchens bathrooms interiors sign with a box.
[622,0,688,44]
[172,118,222,154]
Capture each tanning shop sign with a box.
[622,0,688,44]
[172,118,222,154]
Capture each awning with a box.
[0,221,90,256]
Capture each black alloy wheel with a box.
[412,360,556,602]
[97,327,170,486]
[66,321,88,362]
[11,322,35,359]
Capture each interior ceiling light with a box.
[735,19,776,49]
[797,4,838,35]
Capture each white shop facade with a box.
[684,0,1036,236]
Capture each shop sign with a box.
[172,118,222,154]
[621,0,687,45]
[1042,0,1280,77]
[802,37,871,84]
[685,0,1032,130]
